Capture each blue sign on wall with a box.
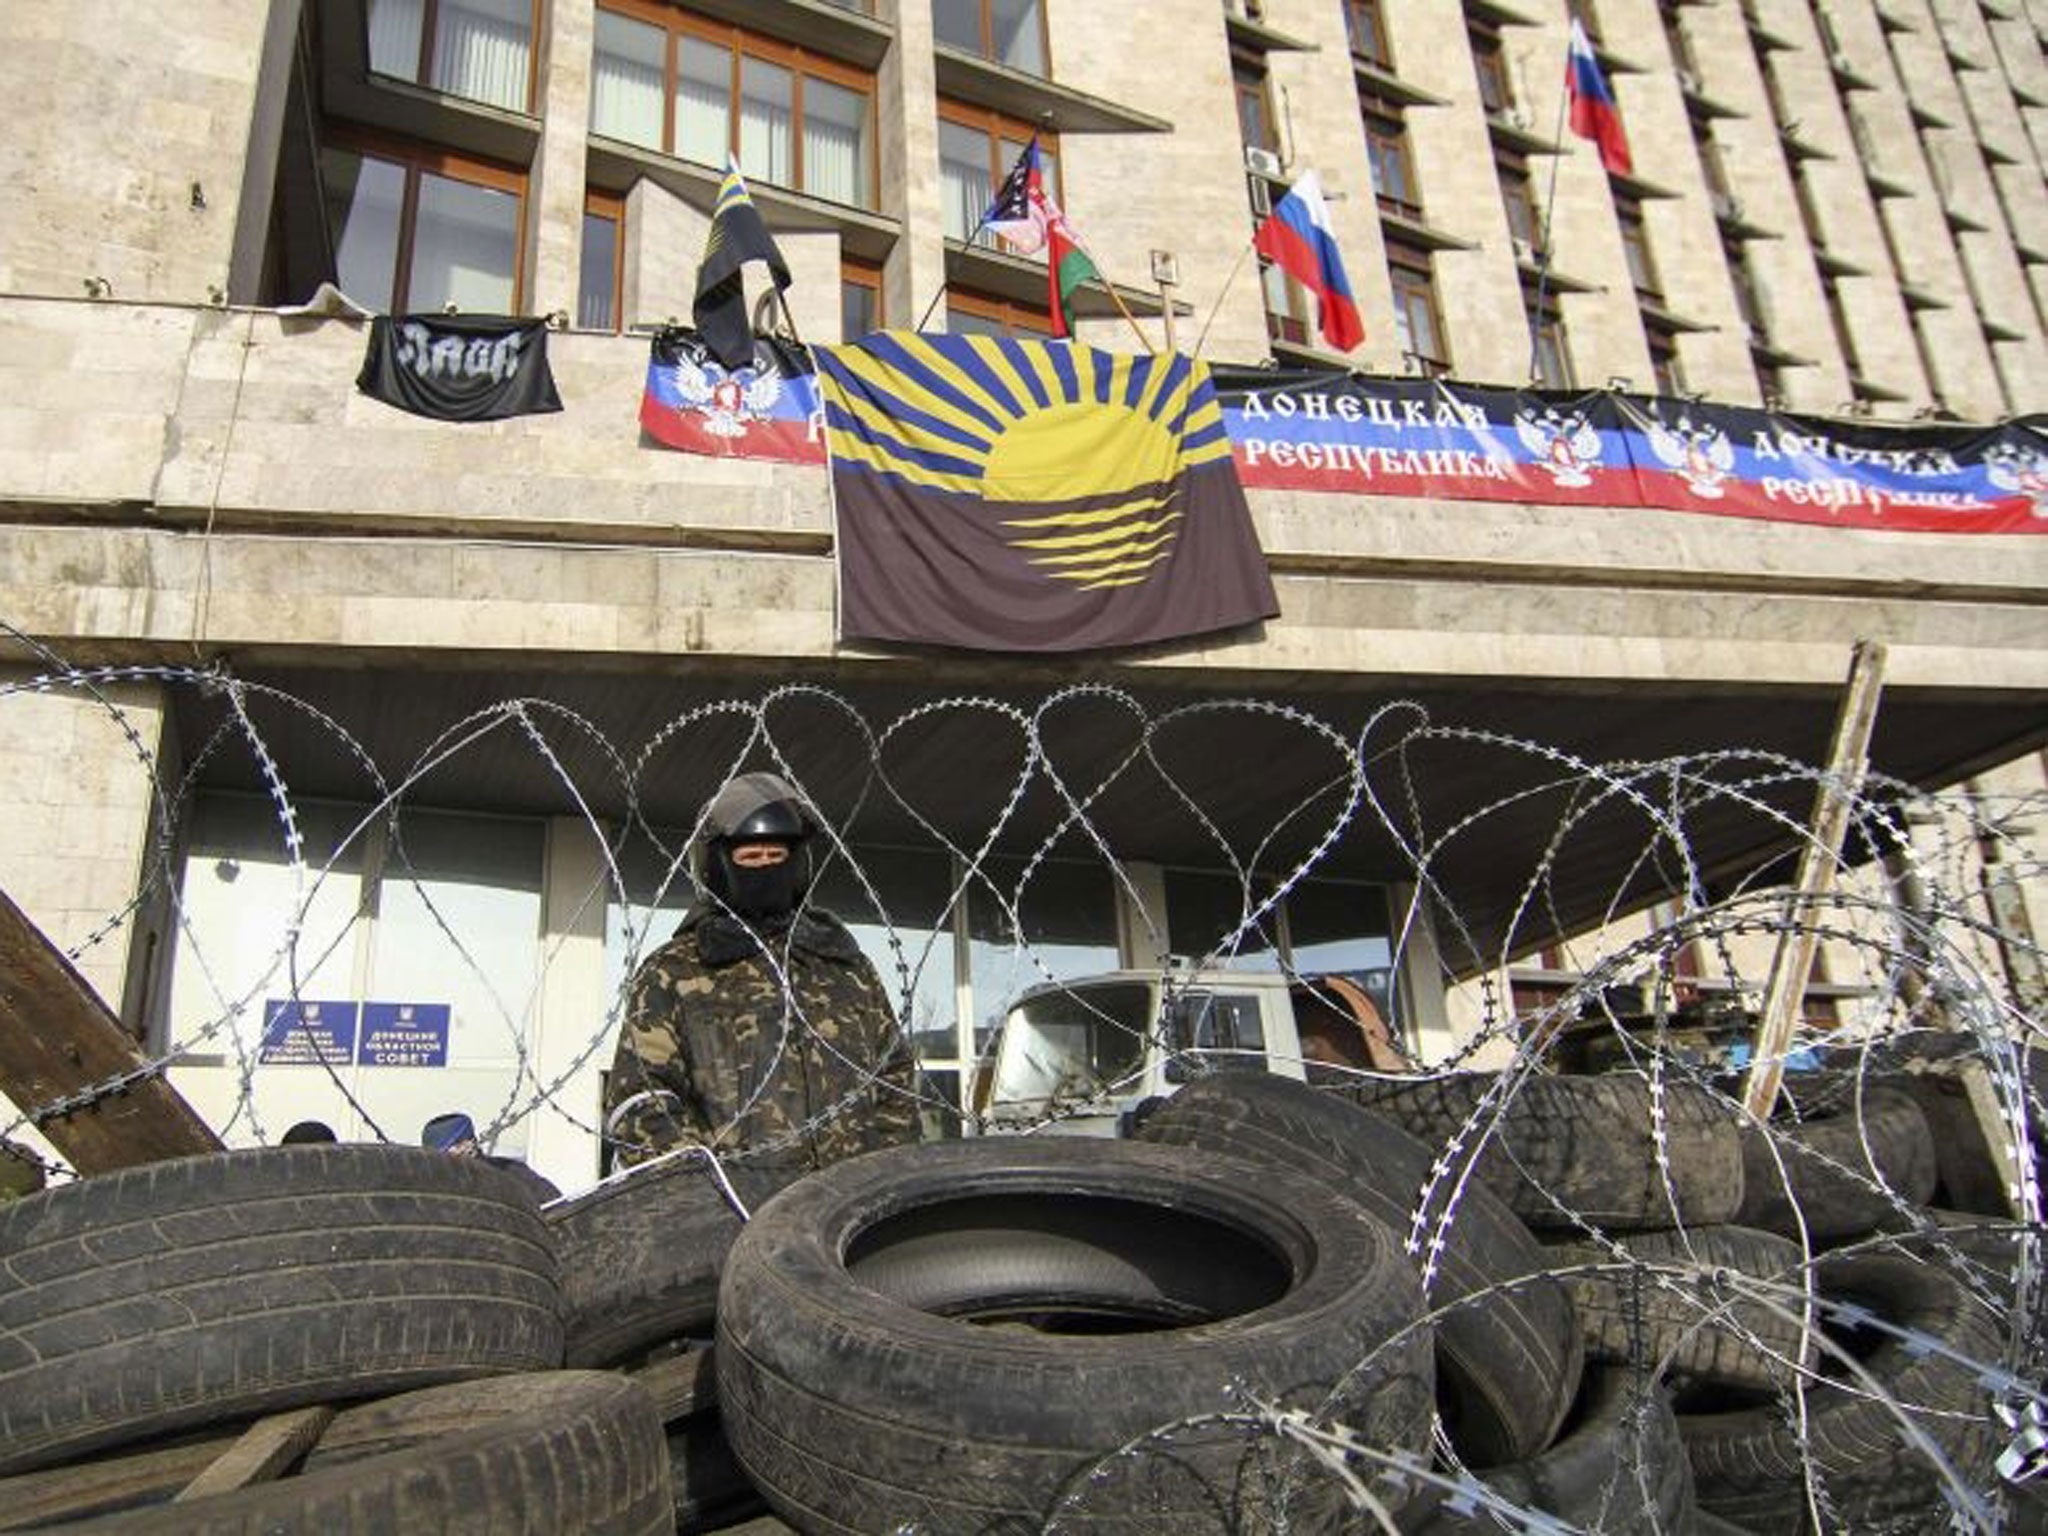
[358,1002,451,1067]
[257,999,359,1065]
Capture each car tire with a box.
[1547,1224,1812,1394]
[38,1371,671,1534]
[0,1146,563,1476]
[1138,1072,1583,1466]
[1336,1071,1746,1232]
[1402,1368,1696,1534]
[1677,1252,2002,1529]
[1734,1083,1939,1243]
[547,1154,798,1367]
[716,1138,1436,1534]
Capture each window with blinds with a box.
[367,0,535,114]
[590,4,876,210]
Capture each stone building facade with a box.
[0,0,2041,1189]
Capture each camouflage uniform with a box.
[604,907,919,1171]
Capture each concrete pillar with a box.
[527,814,611,1195]
[878,0,947,330]
[530,0,596,322]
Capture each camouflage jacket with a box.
[603,907,920,1171]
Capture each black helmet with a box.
[701,772,816,921]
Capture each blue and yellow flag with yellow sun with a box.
[815,333,1278,652]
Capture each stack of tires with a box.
[0,1073,2022,1534]
[0,1145,673,1533]
[1332,1067,2017,1535]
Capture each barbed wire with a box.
[0,636,2041,1530]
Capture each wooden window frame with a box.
[1234,50,1277,154]
[935,99,1062,202]
[1365,108,1420,219]
[594,0,880,209]
[381,0,542,114]
[934,0,1050,74]
[1615,197,1662,301]
[947,287,1053,338]
[581,188,626,332]
[1470,24,1515,114]
[841,256,884,339]
[1388,252,1448,374]
[324,124,530,314]
[1345,0,1392,68]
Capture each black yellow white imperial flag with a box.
[815,333,1279,653]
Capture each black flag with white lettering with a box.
[356,314,563,421]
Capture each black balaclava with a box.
[700,772,815,924]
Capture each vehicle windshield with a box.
[988,981,1151,1117]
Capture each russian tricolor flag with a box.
[1566,20,1633,175]
[1253,170,1365,354]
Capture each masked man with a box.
[603,771,919,1171]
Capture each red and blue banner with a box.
[640,327,823,464]
[1213,367,2048,534]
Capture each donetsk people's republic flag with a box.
[817,333,1279,652]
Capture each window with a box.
[1235,56,1277,152]
[934,0,1047,75]
[842,258,883,340]
[580,191,623,331]
[367,0,535,112]
[1501,163,1541,249]
[966,854,1121,1056]
[937,104,1058,245]
[1261,260,1314,346]
[323,137,524,313]
[1471,25,1514,113]
[590,5,876,209]
[1365,108,1419,218]
[1345,0,1391,67]
[1647,326,1685,394]
[1389,254,1448,374]
[1616,198,1661,300]
[947,288,1053,338]
[1163,868,1282,970]
[163,793,546,1153]
[1527,298,1572,387]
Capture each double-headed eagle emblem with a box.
[1514,407,1602,487]
[1643,413,1736,498]
[665,351,783,438]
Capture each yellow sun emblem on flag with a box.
[817,334,1234,591]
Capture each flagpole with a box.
[1525,35,1575,386]
[1072,232,1157,354]
[1193,236,1259,360]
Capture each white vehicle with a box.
[974,967,1407,1135]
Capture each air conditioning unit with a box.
[1244,144,1284,178]
[1710,191,1741,221]
[1676,67,1702,93]
[1828,49,1853,73]
[1510,235,1535,263]
[1491,104,1533,131]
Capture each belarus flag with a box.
[1252,170,1365,353]
[1566,20,1633,175]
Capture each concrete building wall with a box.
[0,671,167,1012]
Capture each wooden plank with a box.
[1743,640,1886,1119]
[173,1406,334,1502]
[0,886,221,1173]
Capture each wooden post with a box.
[0,887,221,1172]
[1742,640,1888,1120]
[174,1407,334,1501]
